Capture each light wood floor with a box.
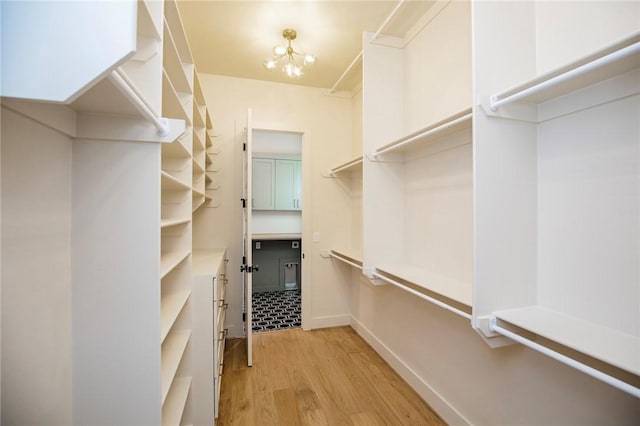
[217,326,445,425]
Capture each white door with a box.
[242,109,254,366]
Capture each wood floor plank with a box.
[218,327,445,426]
[273,388,303,425]
[349,410,388,426]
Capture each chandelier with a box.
[263,29,316,78]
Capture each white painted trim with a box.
[350,316,472,426]
[306,314,351,330]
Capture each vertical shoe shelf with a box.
[325,156,364,269]
[160,0,197,424]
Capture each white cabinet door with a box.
[294,160,302,210]
[251,158,275,210]
[275,159,298,210]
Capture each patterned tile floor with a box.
[252,289,301,332]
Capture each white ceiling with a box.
[177,1,435,91]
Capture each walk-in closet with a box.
[2,1,638,425]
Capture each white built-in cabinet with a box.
[252,158,276,210]
[252,155,302,211]
[192,249,228,423]
[329,0,639,397]
[1,0,226,423]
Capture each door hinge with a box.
[241,198,246,208]
[243,143,246,151]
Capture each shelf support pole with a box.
[107,68,170,136]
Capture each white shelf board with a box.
[162,71,191,125]
[192,158,205,174]
[376,263,472,307]
[162,132,191,159]
[192,249,226,276]
[373,107,472,157]
[161,217,190,229]
[160,249,190,280]
[193,103,206,128]
[163,22,191,94]
[138,0,162,40]
[494,306,640,375]
[164,0,193,65]
[194,71,206,105]
[193,129,206,151]
[162,376,191,426]
[329,156,363,175]
[160,290,191,342]
[161,171,190,192]
[161,329,191,404]
[491,33,640,106]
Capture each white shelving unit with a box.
[326,153,363,271]
[1,0,210,423]
[361,1,473,318]
[160,290,191,342]
[473,0,639,395]
[160,1,199,424]
[1,0,224,423]
[161,330,192,403]
[162,377,192,426]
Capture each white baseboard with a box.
[350,315,471,426]
[305,314,351,330]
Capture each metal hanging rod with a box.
[330,156,363,175]
[489,318,640,398]
[372,0,406,40]
[373,272,471,320]
[327,0,405,93]
[107,67,170,135]
[490,41,640,111]
[372,112,472,158]
[330,252,363,270]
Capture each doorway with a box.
[250,130,303,333]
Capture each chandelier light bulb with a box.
[283,63,294,77]
[273,45,287,57]
[303,54,316,66]
[263,59,277,70]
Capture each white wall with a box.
[194,74,354,336]
[253,211,302,235]
[1,107,73,425]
